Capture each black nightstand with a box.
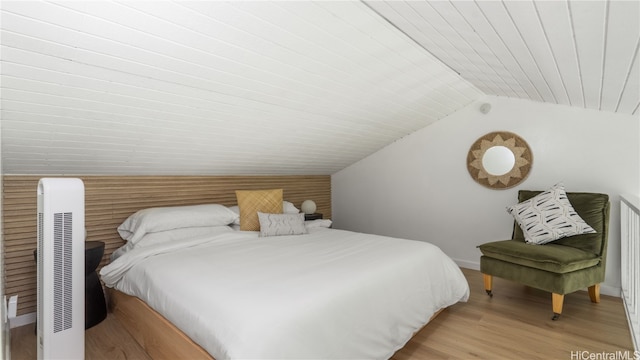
[85,241,107,330]
[304,213,323,220]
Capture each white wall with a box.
[332,95,639,296]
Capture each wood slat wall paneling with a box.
[3,175,331,316]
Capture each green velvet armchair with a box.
[478,190,610,320]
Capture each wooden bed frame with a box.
[109,288,213,360]
[109,288,445,359]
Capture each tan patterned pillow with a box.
[235,189,283,231]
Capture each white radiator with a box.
[37,178,85,360]
[621,194,640,351]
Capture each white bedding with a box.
[100,228,469,359]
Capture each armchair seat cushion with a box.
[479,240,601,274]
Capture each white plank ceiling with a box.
[366,0,639,114]
[0,0,637,175]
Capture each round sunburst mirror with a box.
[466,131,533,189]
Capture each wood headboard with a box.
[3,175,331,316]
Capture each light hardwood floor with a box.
[11,268,634,359]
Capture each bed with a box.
[100,203,469,359]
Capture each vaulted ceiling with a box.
[1,1,638,175]
[367,0,639,114]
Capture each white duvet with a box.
[101,228,469,359]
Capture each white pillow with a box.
[283,201,300,214]
[118,204,238,244]
[110,242,134,261]
[506,183,596,245]
[228,201,300,225]
[228,206,241,225]
[135,226,233,248]
[257,212,307,237]
[111,226,234,260]
[305,219,333,229]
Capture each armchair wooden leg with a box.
[552,293,564,320]
[483,273,493,297]
[588,284,601,303]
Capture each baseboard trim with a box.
[600,284,621,298]
[9,312,35,329]
[454,258,479,271]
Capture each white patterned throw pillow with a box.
[506,183,596,245]
[257,212,307,237]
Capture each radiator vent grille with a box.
[53,212,73,333]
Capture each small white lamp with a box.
[301,200,317,214]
